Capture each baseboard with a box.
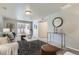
[67,46,79,52]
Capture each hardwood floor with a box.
[57,48,79,55]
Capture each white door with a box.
[38,21,48,38]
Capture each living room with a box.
[0,3,79,55]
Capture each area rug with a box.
[18,40,46,55]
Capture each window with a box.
[17,22,31,36]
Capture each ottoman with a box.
[41,44,60,55]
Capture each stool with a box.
[41,44,60,55]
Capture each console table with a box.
[48,32,65,49]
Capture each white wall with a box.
[46,11,79,50]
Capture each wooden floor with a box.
[57,48,79,55]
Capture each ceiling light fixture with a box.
[25,10,32,15]
[25,6,32,16]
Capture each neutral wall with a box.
[46,11,79,51]
[0,16,4,36]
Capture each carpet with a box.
[18,40,46,55]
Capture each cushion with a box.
[0,37,8,45]
[7,32,15,42]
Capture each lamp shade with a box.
[3,28,10,33]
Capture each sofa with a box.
[0,37,18,55]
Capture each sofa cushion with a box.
[0,37,8,45]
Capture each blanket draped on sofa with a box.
[0,42,18,55]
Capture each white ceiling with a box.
[62,4,79,15]
[0,3,66,20]
[0,3,79,20]
[25,3,66,17]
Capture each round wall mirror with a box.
[52,17,63,28]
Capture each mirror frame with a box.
[52,17,63,28]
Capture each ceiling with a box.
[0,3,66,20]
[0,3,79,20]
[62,4,79,15]
[25,3,66,17]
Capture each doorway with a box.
[38,21,48,38]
